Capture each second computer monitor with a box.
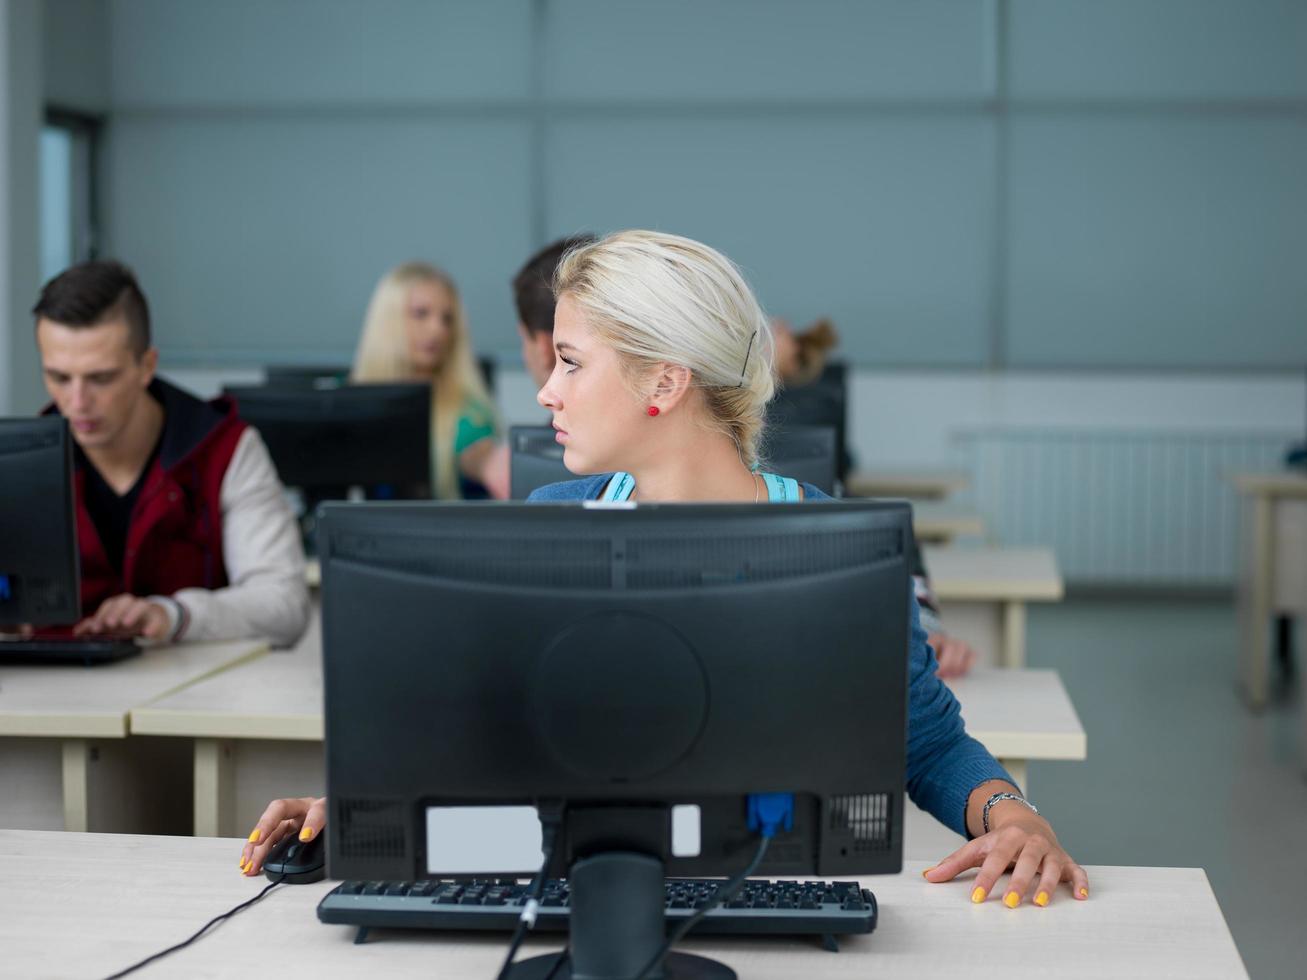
[0,416,80,626]
[223,383,432,497]
[768,362,849,480]
[509,424,839,498]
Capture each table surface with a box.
[946,668,1085,760]
[923,545,1065,602]
[845,468,970,499]
[1231,470,1307,496]
[0,829,1246,979]
[131,621,1084,764]
[132,619,322,741]
[909,503,986,539]
[0,639,267,738]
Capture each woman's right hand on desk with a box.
[239,796,326,875]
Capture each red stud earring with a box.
[647,406,660,417]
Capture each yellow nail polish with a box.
[239,859,246,870]
[971,886,986,904]
[1004,891,1020,909]
[921,867,935,878]
[299,827,313,842]
[247,829,261,843]
[1035,892,1049,907]
[1079,887,1089,899]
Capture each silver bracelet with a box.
[982,792,1038,834]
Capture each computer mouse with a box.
[263,832,327,884]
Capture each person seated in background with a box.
[351,262,501,499]
[513,234,599,389]
[241,230,1088,912]
[773,316,977,678]
[468,234,599,492]
[31,260,309,646]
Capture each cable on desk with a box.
[102,873,286,979]
[495,801,565,980]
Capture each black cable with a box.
[495,805,564,980]
[103,874,286,979]
[633,835,771,980]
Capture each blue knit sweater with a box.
[528,473,1015,837]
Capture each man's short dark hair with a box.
[512,234,596,336]
[32,259,152,357]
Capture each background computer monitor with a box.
[509,424,840,499]
[262,364,350,390]
[0,417,80,626]
[767,362,850,480]
[223,383,432,495]
[262,356,496,395]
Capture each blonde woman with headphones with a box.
[352,262,503,499]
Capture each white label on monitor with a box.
[425,806,542,875]
[582,500,637,510]
[671,804,701,857]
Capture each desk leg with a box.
[194,739,234,838]
[999,759,1029,796]
[61,740,89,832]
[1239,495,1274,709]
[1000,602,1027,669]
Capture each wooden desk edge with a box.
[0,713,126,738]
[130,709,324,741]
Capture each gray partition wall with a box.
[72,0,1307,369]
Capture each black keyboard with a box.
[318,877,876,943]
[0,636,141,665]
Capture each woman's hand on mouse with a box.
[240,796,326,875]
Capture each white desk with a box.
[904,668,1087,860]
[136,610,1086,845]
[132,618,324,837]
[924,545,1065,668]
[0,639,266,834]
[1232,472,1307,709]
[845,468,969,501]
[909,503,986,545]
[0,830,1246,979]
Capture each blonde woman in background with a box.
[352,262,504,499]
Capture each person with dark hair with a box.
[31,260,310,646]
[512,234,597,387]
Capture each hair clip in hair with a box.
[735,331,757,388]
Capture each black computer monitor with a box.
[224,383,432,553]
[223,383,432,495]
[318,499,909,977]
[768,362,850,480]
[262,364,350,390]
[508,424,840,499]
[0,417,80,626]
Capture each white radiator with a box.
[951,429,1297,587]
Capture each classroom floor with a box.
[1024,596,1305,980]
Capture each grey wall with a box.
[2,0,43,414]
[56,0,1307,369]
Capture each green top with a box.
[453,395,497,455]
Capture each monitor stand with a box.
[507,851,735,980]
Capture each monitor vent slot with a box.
[626,528,901,589]
[827,793,893,854]
[336,798,407,859]
[331,533,612,589]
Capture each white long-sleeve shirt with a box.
[151,428,310,647]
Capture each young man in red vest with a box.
[33,260,309,647]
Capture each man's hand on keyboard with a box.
[0,623,34,638]
[74,593,171,640]
[240,796,326,876]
